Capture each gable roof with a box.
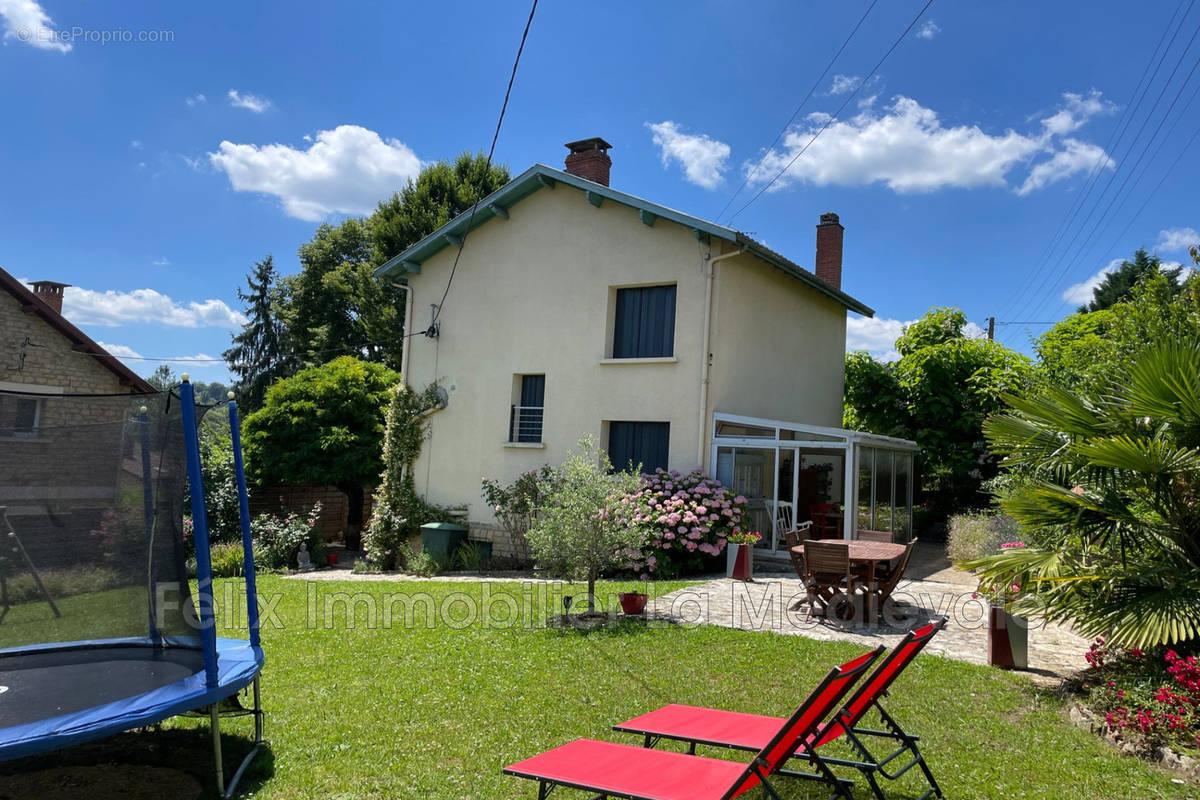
[374,164,874,317]
[0,266,155,393]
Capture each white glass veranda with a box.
[711,412,917,557]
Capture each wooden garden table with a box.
[790,539,908,620]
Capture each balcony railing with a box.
[509,405,544,443]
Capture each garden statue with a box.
[296,543,314,572]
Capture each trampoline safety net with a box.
[0,390,203,654]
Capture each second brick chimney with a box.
[564,137,612,186]
[30,280,70,315]
[814,212,843,290]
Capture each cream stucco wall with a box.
[400,184,850,522]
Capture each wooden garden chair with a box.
[864,538,919,620]
[802,539,860,619]
[782,521,814,580]
[856,529,893,544]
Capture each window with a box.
[612,284,676,358]
[0,396,41,439]
[509,374,544,443]
[608,421,669,473]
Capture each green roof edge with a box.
[374,164,874,317]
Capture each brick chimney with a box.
[30,280,70,315]
[564,137,612,186]
[814,212,843,289]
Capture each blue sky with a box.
[2,0,1197,381]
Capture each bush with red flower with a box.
[1080,636,1200,755]
[623,469,748,578]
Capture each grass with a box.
[1,575,1194,798]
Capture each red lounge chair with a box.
[614,618,947,800]
[503,647,883,800]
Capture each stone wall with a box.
[467,521,532,563]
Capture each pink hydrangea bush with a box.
[622,469,748,578]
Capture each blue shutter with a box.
[608,421,670,473]
[518,375,544,442]
[613,285,676,358]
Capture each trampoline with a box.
[0,379,266,797]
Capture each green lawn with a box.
[2,575,1192,798]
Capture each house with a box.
[0,266,153,428]
[375,139,915,562]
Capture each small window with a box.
[510,375,544,443]
[613,285,676,358]
[608,421,670,473]
[0,396,41,439]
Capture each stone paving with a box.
[647,563,1090,687]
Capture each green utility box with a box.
[420,522,468,560]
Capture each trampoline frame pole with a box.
[138,408,160,645]
[180,378,220,688]
[210,703,225,795]
[227,396,261,649]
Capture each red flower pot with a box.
[987,605,1029,669]
[618,592,649,615]
[326,552,340,566]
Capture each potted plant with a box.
[617,589,649,615]
[726,530,761,581]
[977,541,1029,669]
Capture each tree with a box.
[278,154,512,374]
[224,255,287,413]
[371,152,511,266]
[967,337,1200,649]
[241,356,401,550]
[525,436,650,613]
[843,308,1032,513]
[1079,248,1179,312]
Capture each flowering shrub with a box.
[728,530,762,546]
[253,503,324,570]
[1082,637,1200,755]
[946,512,1020,563]
[624,469,748,578]
[481,465,557,562]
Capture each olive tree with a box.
[526,436,650,613]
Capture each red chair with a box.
[614,618,947,800]
[809,503,842,539]
[504,647,883,800]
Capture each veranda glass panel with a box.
[875,450,894,535]
[895,453,912,541]
[716,446,775,549]
[857,447,874,531]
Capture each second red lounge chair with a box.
[503,646,883,800]
[613,618,948,800]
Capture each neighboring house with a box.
[0,266,153,428]
[375,138,915,562]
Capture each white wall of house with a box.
[401,184,849,524]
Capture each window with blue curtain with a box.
[510,374,544,442]
[608,421,670,473]
[612,284,676,358]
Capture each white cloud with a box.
[1017,137,1114,195]
[1157,227,1199,253]
[916,20,940,40]
[227,89,271,113]
[829,74,860,95]
[152,257,171,267]
[746,92,1113,195]
[847,315,985,361]
[185,93,207,106]
[95,341,143,360]
[1062,258,1123,305]
[59,286,246,328]
[96,343,221,375]
[1041,89,1115,136]
[209,125,423,220]
[130,140,143,150]
[0,0,70,52]
[646,121,731,190]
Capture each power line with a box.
[726,0,935,224]
[430,0,538,331]
[994,0,1195,332]
[1008,20,1200,333]
[714,0,881,224]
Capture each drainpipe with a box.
[696,245,746,468]
[391,281,414,386]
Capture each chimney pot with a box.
[30,280,70,315]
[814,212,843,290]
[563,137,612,186]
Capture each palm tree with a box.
[966,338,1200,648]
